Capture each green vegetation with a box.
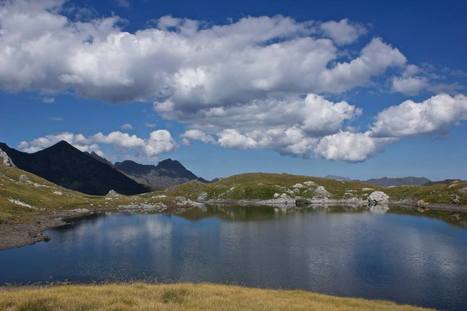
[1,163,467,225]
[0,283,430,311]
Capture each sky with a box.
[0,0,467,180]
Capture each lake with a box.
[1,206,467,310]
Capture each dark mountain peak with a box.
[116,158,205,190]
[156,158,185,170]
[2,143,148,195]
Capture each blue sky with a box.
[1,0,466,180]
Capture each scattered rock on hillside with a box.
[292,183,304,189]
[197,192,208,202]
[458,187,467,195]
[416,200,429,208]
[368,191,389,206]
[106,190,120,198]
[303,181,316,187]
[313,186,330,199]
[19,174,29,183]
[0,149,15,167]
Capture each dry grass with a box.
[0,283,431,311]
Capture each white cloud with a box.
[18,129,175,158]
[391,76,428,96]
[320,19,367,45]
[0,1,405,106]
[218,129,258,149]
[314,131,384,162]
[181,129,214,144]
[120,123,133,130]
[371,94,467,137]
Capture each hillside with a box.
[0,141,148,195]
[0,283,429,311]
[115,158,206,190]
[161,172,467,206]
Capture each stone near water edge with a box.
[197,192,208,202]
[313,186,330,199]
[368,191,389,207]
[106,189,120,197]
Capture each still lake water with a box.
[1,206,467,310]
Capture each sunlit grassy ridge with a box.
[162,172,467,204]
[0,283,430,311]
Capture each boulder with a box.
[0,149,15,167]
[303,181,316,187]
[457,187,467,195]
[106,189,120,197]
[197,192,208,202]
[368,191,389,206]
[313,186,330,199]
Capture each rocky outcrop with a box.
[0,149,15,167]
[313,186,330,199]
[368,191,389,207]
[259,193,295,206]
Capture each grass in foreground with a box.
[0,283,431,311]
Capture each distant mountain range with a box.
[364,177,431,187]
[325,175,431,186]
[0,141,206,195]
[115,159,206,190]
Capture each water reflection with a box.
[0,206,466,310]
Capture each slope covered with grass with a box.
[0,283,430,311]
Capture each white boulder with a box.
[313,186,330,199]
[368,191,389,206]
[0,149,15,167]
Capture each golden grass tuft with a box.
[0,283,431,311]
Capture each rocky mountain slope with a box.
[0,141,148,195]
[115,158,206,190]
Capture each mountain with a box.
[115,158,206,190]
[325,175,352,181]
[365,177,431,187]
[0,141,148,195]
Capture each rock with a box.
[273,193,280,198]
[8,198,36,209]
[197,192,208,202]
[106,190,120,197]
[457,187,467,195]
[53,191,63,196]
[0,149,15,167]
[343,192,354,199]
[416,200,429,208]
[292,183,304,189]
[450,194,461,204]
[313,186,330,199]
[368,191,389,206]
[303,181,316,187]
[19,174,29,183]
[361,187,374,191]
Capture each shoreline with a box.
[1,201,466,251]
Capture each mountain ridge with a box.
[115,158,206,190]
[0,141,149,195]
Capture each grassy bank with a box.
[0,283,430,311]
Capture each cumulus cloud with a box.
[0,1,405,106]
[3,1,465,163]
[320,19,367,45]
[181,129,214,144]
[18,130,175,158]
[314,131,387,162]
[371,94,467,137]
